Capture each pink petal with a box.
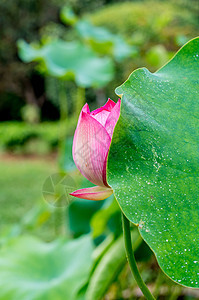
[73,112,111,187]
[70,186,113,201]
[91,98,116,115]
[90,99,116,127]
[105,99,121,137]
[91,110,110,126]
[77,103,90,127]
[82,103,90,113]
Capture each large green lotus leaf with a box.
[0,235,93,299]
[18,39,114,88]
[107,37,199,288]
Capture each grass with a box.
[0,155,59,240]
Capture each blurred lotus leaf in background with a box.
[18,39,114,88]
[0,235,93,300]
[60,6,137,62]
[60,6,78,26]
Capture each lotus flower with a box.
[70,98,121,200]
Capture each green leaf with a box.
[75,20,135,61]
[76,20,113,44]
[108,37,199,288]
[17,39,114,88]
[0,235,93,299]
[112,36,137,62]
[60,6,78,25]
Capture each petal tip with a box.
[82,103,90,113]
[69,186,113,201]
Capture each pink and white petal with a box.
[73,112,111,187]
[91,98,116,115]
[82,103,90,113]
[90,99,116,127]
[76,103,90,128]
[70,186,113,201]
[90,109,110,127]
[105,99,121,137]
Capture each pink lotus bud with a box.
[70,98,121,200]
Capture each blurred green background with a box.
[0,0,198,299]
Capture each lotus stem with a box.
[122,213,155,300]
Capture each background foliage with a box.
[0,0,198,121]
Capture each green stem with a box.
[122,213,155,300]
